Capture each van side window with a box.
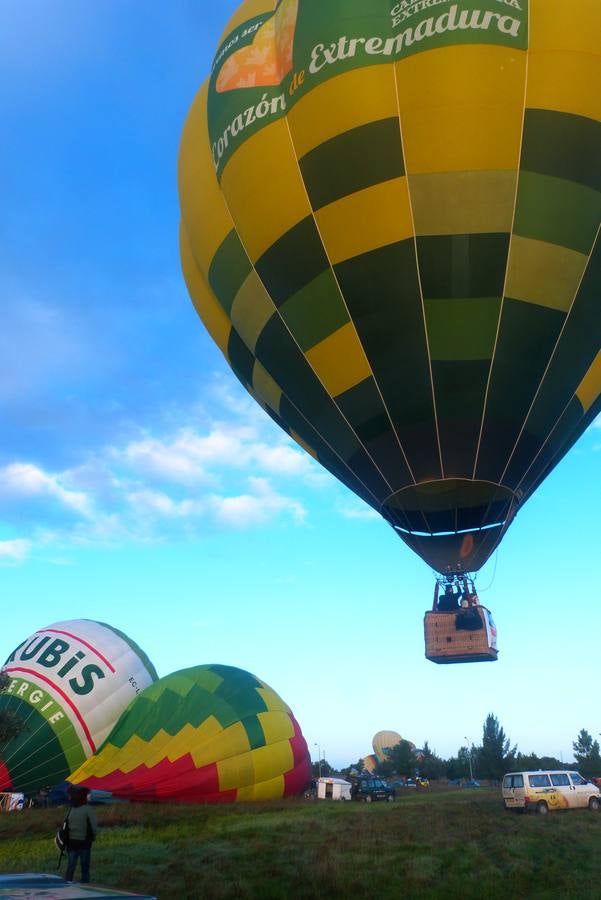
[550,774,570,786]
[528,774,551,788]
[570,773,587,786]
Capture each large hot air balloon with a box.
[68,665,311,803]
[178,1,600,645]
[0,621,158,794]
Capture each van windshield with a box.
[570,773,587,786]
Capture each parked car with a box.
[464,780,481,788]
[503,770,601,814]
[351,777,395,802]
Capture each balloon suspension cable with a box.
[473,548,499,593]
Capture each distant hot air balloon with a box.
[363,754,378,774]
[0,620,158,794]
[178,1,600,648]
[372,730,406,763]
[68,665,311,803]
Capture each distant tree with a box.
[387,740,417,778]
[515,752,566,772]
[0,672,26,743]
[476,713,517,781]
[341,758,365,778]
[419,740,446,780]
[446,754,469,781]
[374,759,394,778]
[573,730,601,778]
[311,759,334,778]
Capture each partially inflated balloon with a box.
[69,665,311,803]
[0,621,158,793]
[372,730,404,763]
[179,0,601,574]
[363,754,378,774]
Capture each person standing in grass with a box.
[65,786,97,884]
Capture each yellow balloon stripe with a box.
[180,225,232,357]
[217,746,256,791]
[246,737,294,785]
[236,773,285,801]
[287,64,398,159]
[231,271,275,353]
[530,0,601,56]
[256,686,291,713]
[251,361,283,416]
[220,118,311,262]
[178,83,234,273]
[528,52,601,124]
[288,429,318,461]
[306,322,372,399]
[395,44,526,174]
[257,708,294,744]
[191,721,251,770]
[506,236,589,313]
[315,176,413,265]
[576,351,601,413]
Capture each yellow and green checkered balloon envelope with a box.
[179,0,601,574]
[69,665,311,802]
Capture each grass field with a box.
[2,788,601,899]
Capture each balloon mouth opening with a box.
[381,479,516,535]
[380,479,518,573]
[392,519,504,538]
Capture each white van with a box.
[503,771,601,814]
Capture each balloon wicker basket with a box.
[424,607,498,664]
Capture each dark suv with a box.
[351,777,395,802]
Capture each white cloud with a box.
[0,462,91,515]
[115,424,313,485]
[339,503,379,521]
[126,489,204,520]
[0,397,324,562]
[118,434,214,486]
[0,538,31,564]
[250,442,313,475]
[210,477,306,528]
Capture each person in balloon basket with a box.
[65,786,97,884]
[438,584,461,612]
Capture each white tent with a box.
[317,777,352,801]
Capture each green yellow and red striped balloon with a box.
[69,665,311,803]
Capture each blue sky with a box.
[1,1,600,770]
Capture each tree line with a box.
[312,715,601,782]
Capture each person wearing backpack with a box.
[64,786,97,884]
